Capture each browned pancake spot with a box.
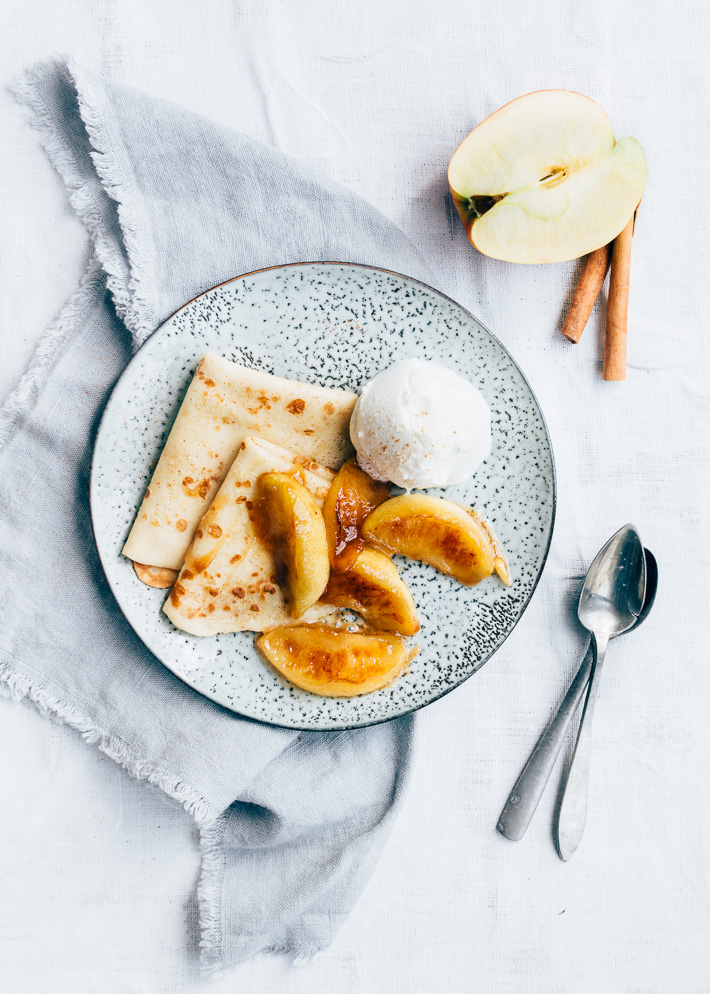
[169,581,186,605]
[134,562,179,589]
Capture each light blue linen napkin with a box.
[0,59,434,969]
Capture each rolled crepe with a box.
[122,353,356,569]
[163,436,335,635]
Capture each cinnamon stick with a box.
[561,244,612,343]
[603,213,635,381]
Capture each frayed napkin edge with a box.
[0,660,231,968]
[0,661,219,824]
[9,57,157,349]
[0,257,104,449]
[197,815,328,973]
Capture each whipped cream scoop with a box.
[350,359,491,490]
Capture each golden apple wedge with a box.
[256,472,330,617]
[362,494,496,586]
[324,546,420,636]
[257,624,412,697]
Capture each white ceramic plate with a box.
[91,263,555,730]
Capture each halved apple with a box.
[324,546,420,636]
[362,494,496,586]
[257,623,412,697]
[448,90,646,264]
[322,456,391,571]
[256,472,329,617]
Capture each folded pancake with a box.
[163,436,336,635]
[122,353,357,570]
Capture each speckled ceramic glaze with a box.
[91,263,555,729]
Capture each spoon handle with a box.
[555,631,609,860]
[497,645,593,841]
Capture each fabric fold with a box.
[1,58,430,969]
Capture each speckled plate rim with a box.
[90,261,556,730]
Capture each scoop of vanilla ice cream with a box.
[350,359,491,489]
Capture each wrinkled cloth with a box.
[0,58,434,969]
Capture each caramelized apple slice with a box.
[362,493,496,586]
[257,623,412,697]
[323,457,391,571]
[256,473,329,617]
[466,509,512,586]
[324,547,420,636]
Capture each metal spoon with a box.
[497,533,653,847]
[554,524,646,859]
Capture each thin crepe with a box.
[163,435,336,635]
[122,353,357,569]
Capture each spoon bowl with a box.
[633,548,657,630]
[577,524,646,639]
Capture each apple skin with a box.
[448,90,647,264]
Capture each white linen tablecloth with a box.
[1,1,708,991]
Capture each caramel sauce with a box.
[324,458,390,571]
[185,536,225,575]
[248,478,288,589]
[283,465,308,486]
[182,476,214,499]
